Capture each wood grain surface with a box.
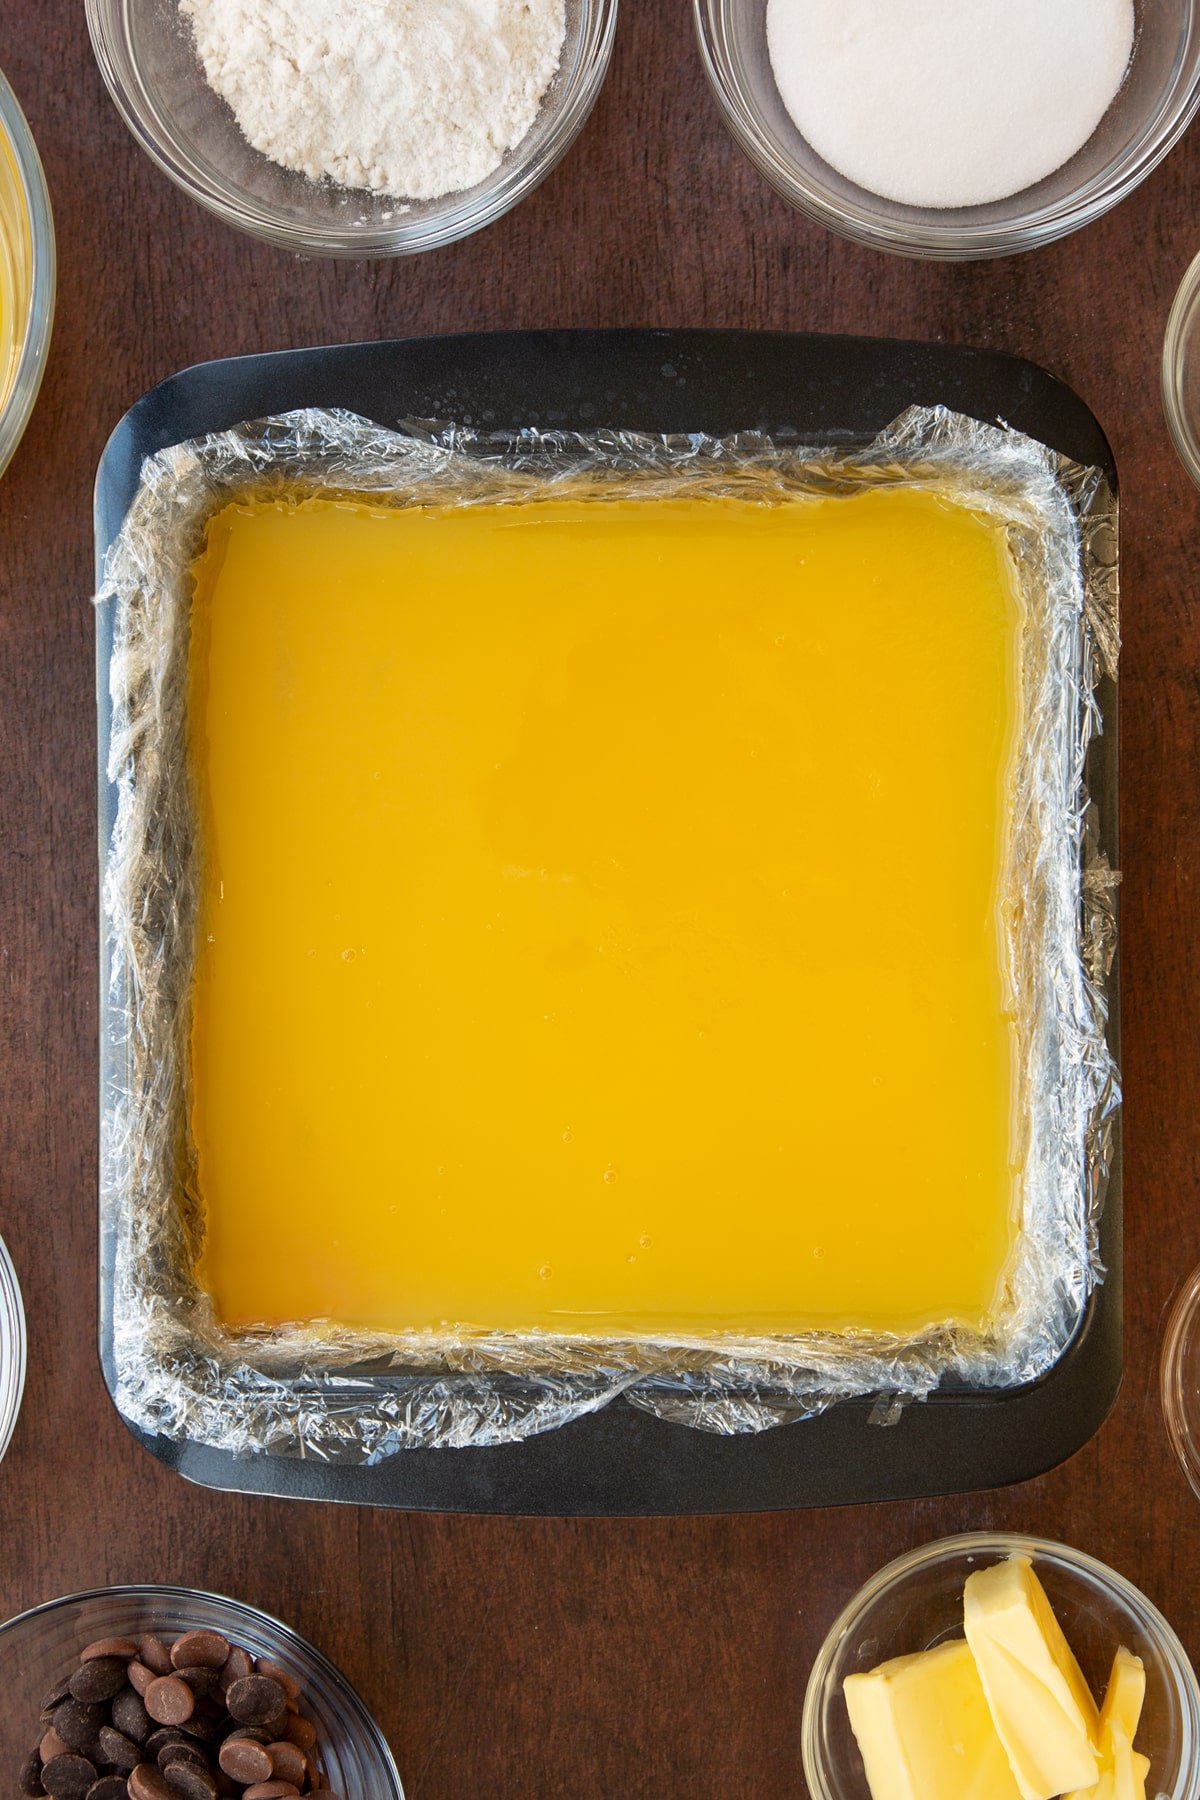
[1,4,1198,1794]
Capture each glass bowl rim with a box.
[0,64,55,475]
[0,1229,26,1464]
[801,1530,1200,1800]
[0,1582,405,1794]
[84,0,619,257]
[1160,1261,1200,1487]
[692,0,1200,261]
[1162,251,1200,490]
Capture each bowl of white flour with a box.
[695,0,1200,259]
[86,0,617,255]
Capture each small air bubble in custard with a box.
[538,1265,552,1281]
[603,1167,618,1183]
[639,1234,652,1249]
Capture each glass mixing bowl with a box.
[0,1230,25,1464]
[86,0,617,256]
[2,1586,404,1793]
[802,1532,1200,1799]
[1162,254,1200,489]
[1160,1262,1200,1493]
[0,67,54,477]
[694,0,1200,259]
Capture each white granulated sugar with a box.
[180,0,567,201]
[765,0,1135,210]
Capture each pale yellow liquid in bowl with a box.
[0,122,30,416]
[189,488,1022,1338]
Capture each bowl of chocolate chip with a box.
[5,1586,403,1799]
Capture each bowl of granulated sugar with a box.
[86,0,617,255]
[695,0,1200,259]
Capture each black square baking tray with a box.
[95,329,1120,1515]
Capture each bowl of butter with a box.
[0,66,53,478]
[802,1533,1200,1800]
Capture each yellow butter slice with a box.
[1065,1649,1150,1800]
[963,1555,1100,1799]
[844,1638,1024,1800]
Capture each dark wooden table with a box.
[1,5,1197,1794]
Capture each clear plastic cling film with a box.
[96,406,1120,1457]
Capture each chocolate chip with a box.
[70,1659,130,1705]
[20,1749,47,1796]
[41,1677,72,1713]
[98,1726,142,1773]
[217,1738,272,1784]
[242,1786,299,1800]
[136,1639,173,1678]
[280,1713,316,1752]
[169,1633,229,1673]
[144,1679,194,1728]
[218,1647,252,1694]
[126,1664,155,1699]
[161,1762,217,1800]
[225,1675,286,1729]
[81,1639,138,1664]
[156,1742,207,1775]
[41,1755,97,1800]
[177,1704,223,1742]
[266,1742,307,1786]
[41,1728,71,1762]
[111,1690,151,1745]
[143,1731,189,1760]
[86,1782,131,1800]
[173,1665,219,1700]
[252,1660,301,1705]
[128,1770,173,1800]
[52,1702,105,1755]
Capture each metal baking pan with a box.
[95,328,1120,1514]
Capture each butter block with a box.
[963,1555,1100,1798]
[844,1639,1024,1800]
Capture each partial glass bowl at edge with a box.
[1162,254,1200,489]
[802,1533,1200,1800]
[85,0,618,256]
[0,1231,25,1463]
[1160,1263,1200,1498]
[0,1586,404,1796]
[694,0,1200,259]
[0,66,54,476]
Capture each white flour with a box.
[766,0,1135,209]
[180,0,567,201]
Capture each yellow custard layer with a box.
[189,488,1023,1337]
